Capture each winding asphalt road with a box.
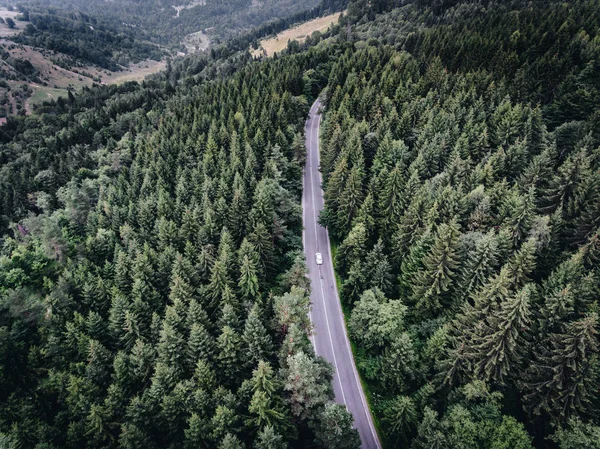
[302,99,381,449]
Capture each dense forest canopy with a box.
[0,27,364,447]
[21,0,325,47]
[319,0,600,448]
[1,0,600,448]
[10,7,166,70]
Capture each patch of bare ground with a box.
[251,12,341,57]
[172,0,206,18]
[182,30,210,53]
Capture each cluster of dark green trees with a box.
[0,23,362,447]
[318,0,600,447]
[2,0,600,447]
[9,7,165,70]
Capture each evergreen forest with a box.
[1,0,600,448]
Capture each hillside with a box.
[37,0,324,47]
[0,3,169,119]
[1,0,600,448]
[0,0,333,119]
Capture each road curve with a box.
[302,98,381,449]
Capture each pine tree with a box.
[457,231,499,301]
[186,298,211,331]
[114,249,132,294]
[410,407,448,449]
[130,339,154,384]
[335,222,367,277]
[246,361,291,435]
[185,412,211,449]
[249,222,275,277]
[397,227,434,299]
[194,358,217,391]
[469,284,533,384]
[542,151,591,216]
[86,310,108,344]
[337,166,365,236]
[254,425,287,449]
[381,332,416,393]
[121,310,141,351]
[156,315,186,378]
[311,403,361,449]
[220,433,244,449]
[208,259,233,309]
[412,220,461,316]
[216,326,243,385]
[187,322,215,367]
[379,163,407,231]
[218,303,241,332]
[524,313,599,421]
[502,186,537,245]
[243,303,273,368]
[382,395,417,444]
[169,274,195,306]
[364,239,393,295]
[238,255,260,302]
[504,239,537,290]
[324,156,349,235]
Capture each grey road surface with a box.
[302,99,381,449]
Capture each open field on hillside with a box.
[0,8,170,118]
[28,86,68,108]
[172,0,206,18]
[0,7,22,38]
[4,43,94,88]
[101,59,167,84]
[0,39,167,116]
[182,30,210,52]
[251,12,341,57]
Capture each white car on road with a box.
[316,253,323,265]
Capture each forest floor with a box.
[251,12,341,57]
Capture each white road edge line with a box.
[313,101,381,449]
[308,102,348,406]
[303,112,316,350]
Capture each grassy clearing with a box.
[330,241,386,447]
[172,0,206,18]
[0,8,22,38]
[251,12,341,57]
[183,30,210,52]
[28,86,68,107]
[0,42,166,114]
[0,41,166,116]
[102,59,167,84]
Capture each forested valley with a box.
[1,0,600,448]
[31,0,326,47]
